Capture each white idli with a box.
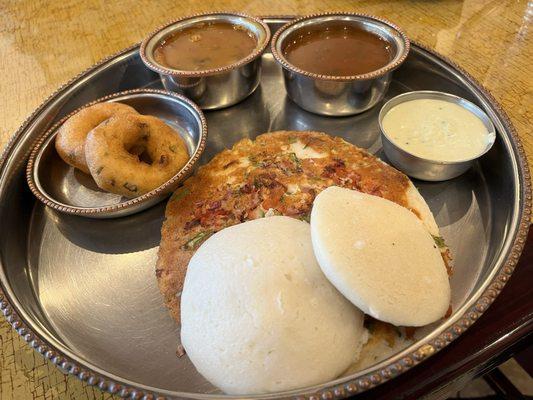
[310,186,450,327]
[180,216,366,395]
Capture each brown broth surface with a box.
[154,22,257,71]
[283,23,392,76]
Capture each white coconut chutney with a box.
[382,98,491,162]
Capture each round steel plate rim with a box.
[1,35,527,400]
[378,90,497,165]
[270,12,410,82]
[25,88,208,217]
[0,19,530,400]
[1,33,528,400]
[140,11,271,78]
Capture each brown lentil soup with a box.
[154,21,257,71]
[283,22,392,76]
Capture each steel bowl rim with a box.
[378,90,497,165]
[270,12,411,82]
[25,88,208,216]
[0,23,530,400]
[140,11,271,77]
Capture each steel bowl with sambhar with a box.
[140,12,271,110]
[271,13,410,116]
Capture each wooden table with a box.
[0,1,531,399]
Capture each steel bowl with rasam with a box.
[141,12,271,110]
[271,13,410,116]
[379,91,496,181]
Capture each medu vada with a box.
[55,102,138,173]
[85,114,189,197]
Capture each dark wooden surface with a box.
[354,227,533,399]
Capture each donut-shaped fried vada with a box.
[85,114,189,198]
[55,102,138,173]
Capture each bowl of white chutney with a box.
[378,90,496,181]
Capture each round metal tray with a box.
[0,17,530,400]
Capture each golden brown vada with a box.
[85,114,189,197]
[55,102,138,173]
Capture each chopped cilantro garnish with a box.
[253,177,263,188]
[182,231,213,250]
[171,187,190,202]
[248,154,265,167]
[248,155,260,166]
[432,235,446,248]
[299,214,311,223]
[288,152,301,165]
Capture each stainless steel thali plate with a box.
[0,17,530,400]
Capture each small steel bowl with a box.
[379,90,497,181]
[271,13,410,116]
[140,12,271,110]
[26,89,207,218]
